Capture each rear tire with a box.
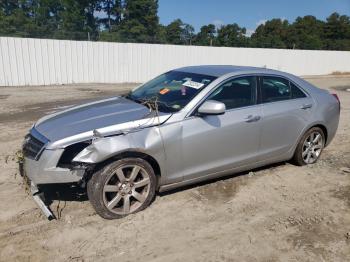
[87,158,156,219]
[292,127,325,166]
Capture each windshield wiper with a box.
[124,93,144,104]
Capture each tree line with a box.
[1,0,350,50]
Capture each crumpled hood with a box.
[34,96,170,146]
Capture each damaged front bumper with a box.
[23,149,85,185]
[19,160,56,220]
[20,149,86,220]
[30,182,55,220]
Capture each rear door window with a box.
[261,76,290,103]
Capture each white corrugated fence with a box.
[0,37,350,86]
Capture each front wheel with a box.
[87,158,156,219]
[292,127,325,166]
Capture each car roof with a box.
[174,65,324,95]
[174,65,282,77]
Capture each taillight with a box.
[332,93,340,103]
[332,93,340,110]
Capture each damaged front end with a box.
[30,182,55,220]
[21,112,171,220]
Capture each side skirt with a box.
[159,154,291,193]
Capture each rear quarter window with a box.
[291,82,307,99]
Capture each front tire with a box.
[87,158,156,219]
[292,127,325,166]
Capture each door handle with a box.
[245,115,261,123]
[300,103,313,110]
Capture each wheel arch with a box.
[291,123,328,165]
[291,122,329,159]
[296,122,329,148]
[310,124,328,145]
[87,150,162,187]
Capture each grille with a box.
[23,134,46,160]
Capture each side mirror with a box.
[197,100,226,115]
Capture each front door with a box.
[180,76,262,181]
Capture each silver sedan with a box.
[22,65,340,219]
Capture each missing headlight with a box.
[57,141,91,168]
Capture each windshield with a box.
[125,71,217,112]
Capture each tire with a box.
[292,127,325,166]
[87,158,156,219]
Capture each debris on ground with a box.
[340,167,350,173]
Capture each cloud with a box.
[245,18,268,37]
[256,19,267,26]
[94,10,106,18]
[245,29,255,37]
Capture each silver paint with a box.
[23,65,340,190]
[198,100,226,115]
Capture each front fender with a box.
[72,135,131,163]
[72,127,166,174]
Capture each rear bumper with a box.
[325,109,340,147]
[23,149,84,185]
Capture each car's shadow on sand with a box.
[38,161,288,209]
[158,161,287,197]
[39,183,88,205]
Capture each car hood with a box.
[34,96,171,146]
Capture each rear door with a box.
[258,75,314,159]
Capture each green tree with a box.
[216,23,248,47]
[194,24,216,46]
[287,16,324,50]
[164,19,194,45]
[0,1,38,37]
[0,0,100,40]
[97,0,122,31]
[27,0,63,38]
[165,19,183,44]
[181,23,195,45]
[251,19,289,48]
[117,0,159,43]
[155,23,167,43]
[1,3,350,51]
[323,12,350,50]
[0,0,20,16]
[54,0,99,40]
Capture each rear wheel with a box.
[87,158,156,219]
[292,127,325,166]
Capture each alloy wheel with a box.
[102,164,151,215]
[302,131,324,164]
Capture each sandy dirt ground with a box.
[0,77,349,262]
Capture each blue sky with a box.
[158,0,350,34]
